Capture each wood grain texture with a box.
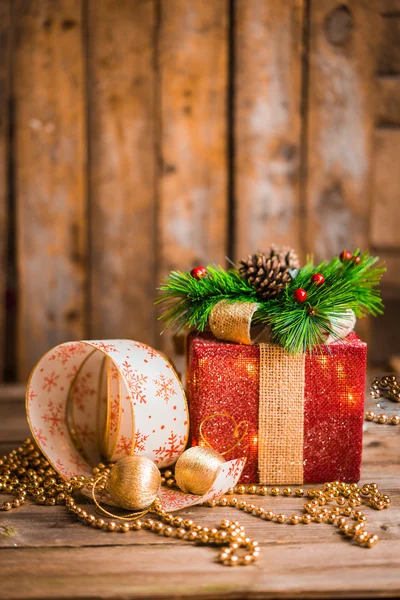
[88,0,157,345]
[380,0,400,11]
[14,0,87,380]
[234,0,304,259]
[378,15,400,75]
[376,78,400,127]
[305,0,379,261]
[157,0,228,350]
[376,254,400,290]
[0,390,399,599]
[370,131,400,250]
[0,0,10,382]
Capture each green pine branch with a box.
[156,251,385,354]
[156,266,257,333]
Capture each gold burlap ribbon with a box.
[208,300,306,484]
[258,344,305,484]
[209,300,260,345]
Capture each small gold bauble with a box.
[174,446,225,495]
[107,456,161,511]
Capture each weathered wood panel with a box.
[370,130,400,250]
[157,0,228,350]
[0,0,10,382]
[234,0,305,260]
[375,254,400,290]
[305,0,379,261]
[88,0,157,345]
[14,0,87,380]
[376,78,400,127]
[2,537,400,600]
[378,15,400,75]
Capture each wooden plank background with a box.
[0,0,399,381]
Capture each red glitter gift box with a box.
[186,332,366,484]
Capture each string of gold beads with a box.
[200,480,387,549]
[0,440,259,567]
[1,440,390,564]
[64,495,260,566]
[366,375,400,425]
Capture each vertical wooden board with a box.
[88,0,157,345]
[378,16,400,75]
[305,0,379,262]
[370,130,400,250]
[234,0,305,260]
[376,78,400,127]
[0,0,10,382]
[157,0,228,350]
[14,0,86,380]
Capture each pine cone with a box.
[239,245,300,299]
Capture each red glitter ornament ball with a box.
[294,288,307,303]
[311,273,325,286]
[190,266,207,280]
[339,250,352,262]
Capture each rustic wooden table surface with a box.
[0,383,399,600]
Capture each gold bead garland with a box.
[365,375,400,425]
[0,439,391,566]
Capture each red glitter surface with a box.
[187,332,366,484]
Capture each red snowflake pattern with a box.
[153,431,186,463]
[160,490,195,510]
[76,423,96,445]
[27,388,37,406]
[72,372,96,413]
[92,342,119,353]
[42,371,60,393]
[207,486,225,501]
[134,430,149,453]
[227,461,243,480]
[110,397,120,433]
[66,365,78,380]
[68,452,87,472]
[116,435,133,455]
[153,374,176,404]
[49,343,87,365]
[133,342,158,359]
[110,364,120,380]
[32,427,47,447]
[122,361,148,404]
[55,459,74,479]
[42,400,65,436]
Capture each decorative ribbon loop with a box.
[209,300,262,345]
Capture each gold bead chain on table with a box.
[0,440,390,566]
[365,375,400,425]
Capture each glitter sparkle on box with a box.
[187,332,366,484]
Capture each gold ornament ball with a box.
[174,446,225,495]
[107,455,161,511]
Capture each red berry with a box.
[311,273,325,286]
[353,255,362,265]
[190,266,207,280]
[339,250,352,262]
[294,288,307,303]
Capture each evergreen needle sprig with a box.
[156,266,257,333]
[156,251,385,354]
